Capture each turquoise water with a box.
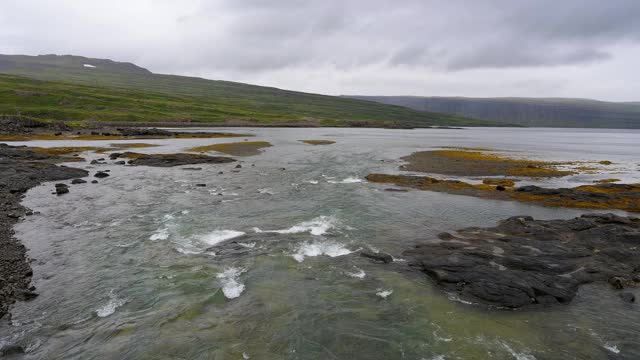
[1,127,639,359]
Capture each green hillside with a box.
[0,54,498,127]
[345,95,640,129]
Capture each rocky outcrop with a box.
[117,127,172,137]
[404,213,640,309]
[110,152,235,167]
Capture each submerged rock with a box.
[620,292,635,303]
[71,178,87,184]
[360,251,393,264]
[403,213,640,309]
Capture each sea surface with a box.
[1,127,639,359]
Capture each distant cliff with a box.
[344,96,640,128]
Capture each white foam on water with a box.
[238,242,256,248]
[217,267,246,299]
[292,241,353,262]
[255,216,338,236]
[376,288,393,299]
[500,342,536,360]
[96,290,126,317]
[174,246,203,255]
[150,228,169,241]
[346,267,366,279]
[242,353,250,359]
[83,64,96,68]
[328,177,363,184]
[433,331,453,343]
[604,343,620,354]
[198,230,246,246]
[304,180,319,184]
[258,188,275,195]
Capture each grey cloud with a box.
[1,0,640,100]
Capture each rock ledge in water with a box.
[110,152,235,167]
[403,213,640,309]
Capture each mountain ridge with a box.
[0,54,501,127]
[343,95,640,128]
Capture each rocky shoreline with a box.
[0,144,88,320]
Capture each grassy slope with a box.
[0,54,498,127]
[345,95,640,128]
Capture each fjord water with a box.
[2,127,640,359]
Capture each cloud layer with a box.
[1,0,639,100]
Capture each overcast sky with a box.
[1,0,640,101]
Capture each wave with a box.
[217,267,246,299]
[292,241,352,262]
[604,343,620,354]
[150,228,170,241]
[198,230,246,246]
[376,288,393,299]
[96,290,126,317]
[345,267,366,279]
[254,216,337,236]
[328,177,363,184]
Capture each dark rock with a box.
[94,171,110,178]
[360,251,394,264]
[401,214,640,309]
[195,184,207,187]
[385,188,409,192]
[123,152,236,167]
[218,171,224,174]
[71,178,87,184]
[620,292,635,303]
[496,185,506,191]
[90,160,103,165]
[91,180,98,184]
[118,127,173,137]
[182,167,202,171]
[114,161,126,165]
[609,277,625,290]
[0,344,25,356]
[235,164,242,169]
[7,212,21,219]
[55,183,69,195]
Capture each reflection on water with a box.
[1,127,639,359]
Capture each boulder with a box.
[94,171,110,178]
[71,178,87,184]
[54,183,69,195]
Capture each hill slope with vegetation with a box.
[344,96,640,128]
[0,54,498,127]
